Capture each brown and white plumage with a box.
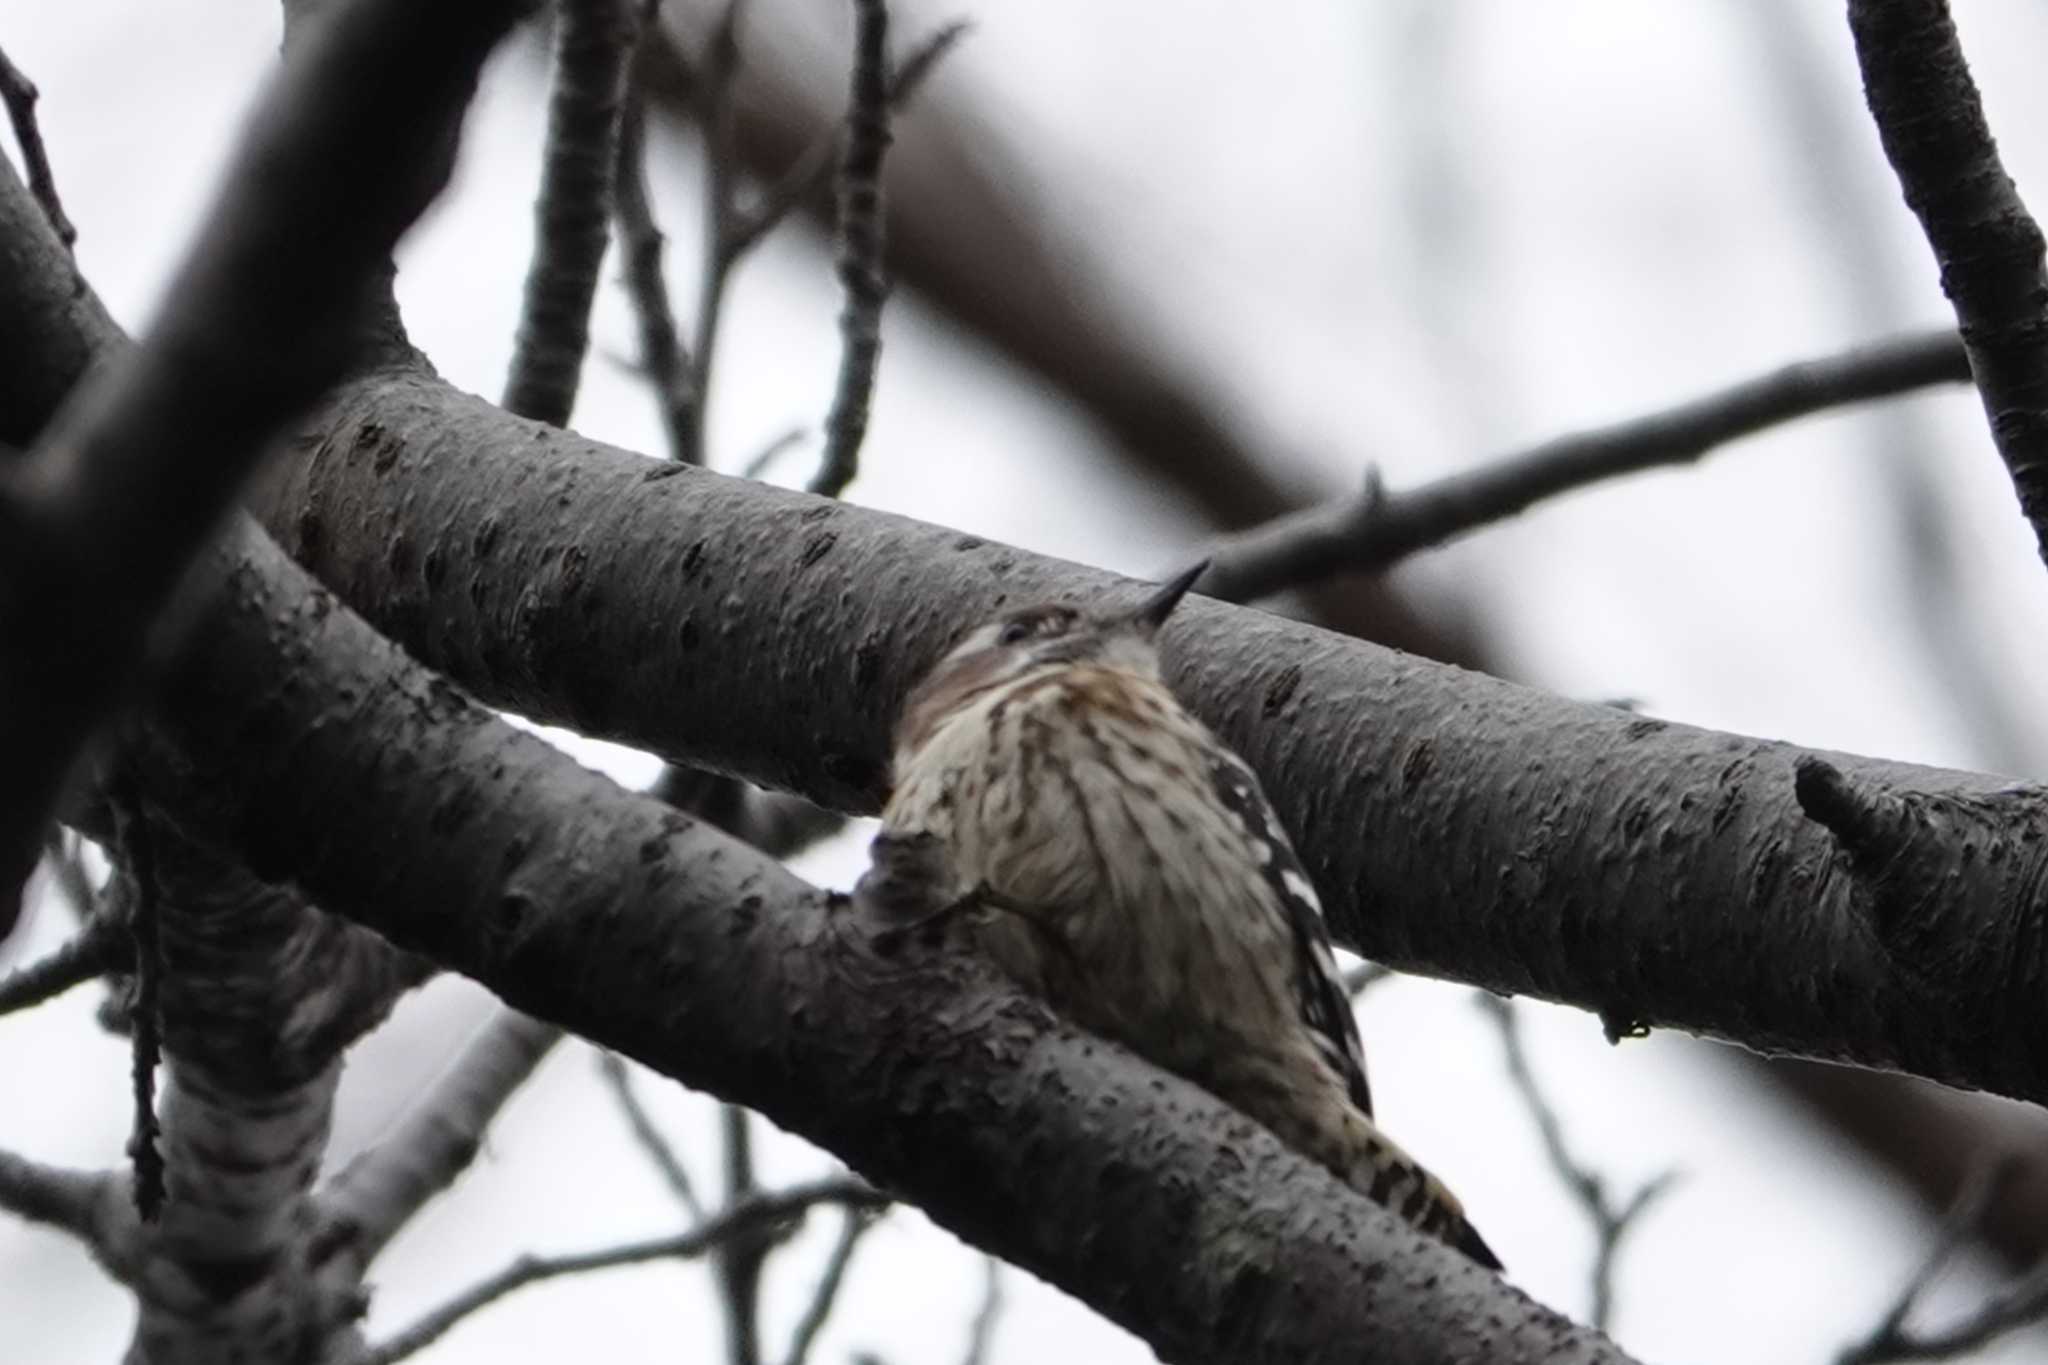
[878,566,1500,1269]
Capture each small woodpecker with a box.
[873,562,1501,1270]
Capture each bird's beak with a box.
[1127,559,1209,635]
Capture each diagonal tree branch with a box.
[598,1050,705,1218]
[0,908,121,1016]
[321,1007,564,1266]
[0,0,531,932]
[502,0,639,425]
[779,1202,884,1365]
[1197,329,1971,603]
[0,1148,116,1246]
[7,115,2046,1114]
[1477,994,1676,1333]
[0,45,75,248]
[1848,0,2048,568]
[238,355,2048,1107]
[1837,1155,2048,1364]
[146,513,1631,1365]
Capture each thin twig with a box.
[1476,993,1676,1332]
[779,1203,886,1365]
[0,909,121,1017]
[739,424,807,481]
[613,40,697,460]
[0,46,75,247]
[1837,1154,2048,1364]
[108,774,163,1223]
[597,1050,703,1218]
[503,0,638,426]
[960,1254,1003,1365]
[1197,328,1971,603]
[320,1009,563,1264]
[650,11,966,470]
[359,1177,887,1365]
[718,1103,766,1365]
[679,0,748,466]
[808,0,893,498]
[725,20,969,258]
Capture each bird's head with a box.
[893,560,1208,756]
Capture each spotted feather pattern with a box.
[1204,750,1373,1118]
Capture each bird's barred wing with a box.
[1205,751,1373,1117]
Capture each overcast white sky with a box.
[7,2,2048,1361]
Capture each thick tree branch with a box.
[360,1178,889,1365]
[236,360,2048,1105]
[120,820,417,1363]
[147,515,1628,1365]
[503,0,638,425]
[8,126,2044,1116]
[0,0,529,929]
[1198,329,1971,602]
[1849,0,2048,567]
[0,1148,113,1244]
[321,1008,563,1266]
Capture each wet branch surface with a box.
[145,515,1629,1365]
[242,360,2048,1107]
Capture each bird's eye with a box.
[997,620,1032,646]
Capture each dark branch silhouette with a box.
[0,907,120,1016]
[1198,329,1970,602]
[1849,0,2048,569]
[503,0,639,425]
[598,1050,705,1218]
[1476,994,1677,1332]
[0,0,531,930]
[0,45,74,247]
[362,1178,888,1365]
[808,0,892,497]
[1837,1155,2048,1364]
[143,512,1632,1364]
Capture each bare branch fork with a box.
[1197,328,1970,603]
[0,0,532,931]
[1837,1155,2048,1364]
[621,2,964,468]
[1476,995,1677,1333]
[359,1178,889,1365]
